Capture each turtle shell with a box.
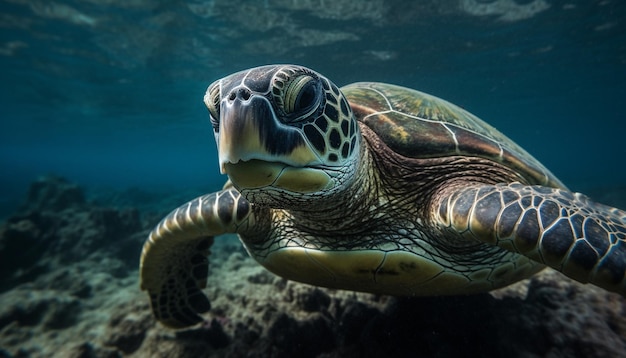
[342,82,565,189]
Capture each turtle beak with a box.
[217,96,270,174]
[216,93,319,173]
[212,90,331,192]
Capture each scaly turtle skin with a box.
[140,65,626,328]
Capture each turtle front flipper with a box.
[139,187,253,328]
[437,183,626,296]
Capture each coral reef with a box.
[0,176,624,357]
[0,176,142,292]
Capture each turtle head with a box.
[204,65,361,205]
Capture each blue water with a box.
[1,0,625,213]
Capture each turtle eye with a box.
[205,82,221,130]
[281,75,320,119]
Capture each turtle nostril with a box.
[227,88,252,102]
[238,88,251,101]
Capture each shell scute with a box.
[342,82,562,187]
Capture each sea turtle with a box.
[140,65,626,328]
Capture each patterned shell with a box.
[342,82,565,189]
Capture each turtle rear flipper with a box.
[140,189,253,328]
[437,183,626,296]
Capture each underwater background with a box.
[1,1,626,357]
[2,0,626,214]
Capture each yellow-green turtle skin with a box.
[139,65,626,328]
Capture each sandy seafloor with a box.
[0,176,625,358]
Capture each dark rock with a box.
[50,207,142,260]
[526,273,626,357]
[233,321,260,345]
[337,301,380,345]
[89,207,142,240]
[296,288,331,312]
[175,319,230,349]
[283,283,332,312]
[0,177,145,291]
[266,313,336,358]
[65,342,121,358]
[247,270,274,284]
[21,175,86,213]
[48,268,92,298]
[273,276,288,291]
[0,296,48,328]
[206,318,231,348]
[42,296,81,329]
[139,327,219,357]
[67,343,94,358]
[333,294,550,358]
[0,213,53,290]
[0,290,81,330]
[266,313,301,350]
[104,312,152,354]
[0,177,624,357]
